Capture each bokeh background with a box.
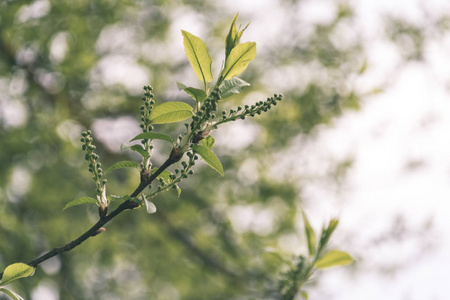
[2,0,450,299]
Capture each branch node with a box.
[92,228,106,236]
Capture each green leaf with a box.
[219,77,250,99]
[150,102,193,124]
[176,82,207,103]
[152,167,172,182]
[0,263,35,286]
[192,144,224,176]
[225,13,239,58]
[0,287,25,300]
[201,135,215,150]
[121,143,149,158]
[302,211,316,257]
[107,195,126,202]
[314,250,354,269]
[221,42,256,80]
[318,218,339,252]
[130,132,173,143]
[105,161,140,174]
[300,291,309,300]
[225,13,250,58]
[263,248,294,268]
[63,197,97,211]
[181,30,213,84]
[176,185,182,198]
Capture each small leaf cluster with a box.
[138,85,156,171]
[216,94,283,126]
[277,213,354,300]
[80,130,108,216]
[81,130,106,192]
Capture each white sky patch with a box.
[16,0,51,23]
[91,55,150,95]
[299,39,450,300]
[96,24,143,56]
[50,32,69,63]
[227,204,276,236]
[214,120,261,151]
[7,166,32,202]
[92,116,140,153]
[31,280,59,300]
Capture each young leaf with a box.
[191,144,224,176]
[0,263,35,286]
[129,132,173,143]
[201,135,215,150]
[176,185,182,197]
[318,218,339,253]
[150,102,193,124]
[176,82,207,103]
[105,161,140,174]
[302,211,316,257]
[181,30,213,84]
[0,287,25,300]
[225,13,250,58]
[221,42,256,80]
[219,77,250,99]
[121,143,149,158]
[63,197,97,211]
[225,13,239,57]
[314,250,354,269]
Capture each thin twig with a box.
[0,156,177,280]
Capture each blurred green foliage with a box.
[2,0,446,299]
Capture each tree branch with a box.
[0,156,178,280]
